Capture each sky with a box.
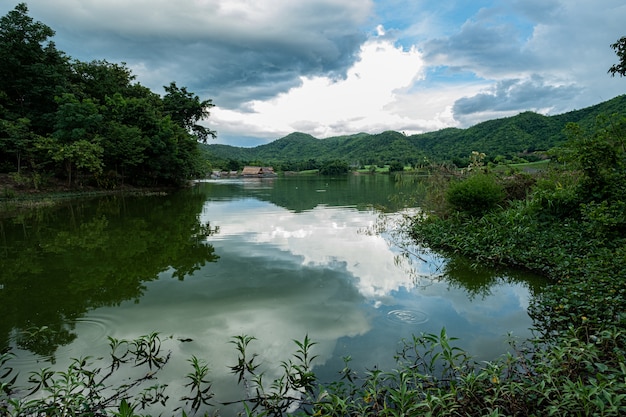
[5,0,626,147]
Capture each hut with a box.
[241,166,276,177]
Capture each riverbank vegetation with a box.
[1,4,214,194]
[408,114,626,415]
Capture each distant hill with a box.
[203,95,626,167]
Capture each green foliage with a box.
[1,333,171,416]
[563,116,626,204]
[318,159,349,175]
[388,160,404,172]
[609,35,626,77]
[225,333,319,415]
[527,169,582,218]
[410,114,626,417]
[0,4,214,187]
[2,328,626,416]
[0,3,70,134]
[180,356,214,414]
[163,82,216,143]
[445,173,505,217]
[0,193,220,355]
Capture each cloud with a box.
[420,8,535,78]
[420,0,626,127]
[23,0,373,107]
[211,33,428,142]
[452,75,579,125]
[5,0,626,146]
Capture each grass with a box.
[492,159,552,172]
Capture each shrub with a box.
[497,172,536,202]
[528,170,582,218]
[445,173,505,216]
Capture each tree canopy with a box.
[0,3,216,187]
[609,36,626,77]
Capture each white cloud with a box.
[212,34,433,141]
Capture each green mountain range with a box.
[203,95,626,167]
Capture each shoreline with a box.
[0,173,182,218]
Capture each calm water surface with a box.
[0,175,545,412]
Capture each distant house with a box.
[241,166,276,177]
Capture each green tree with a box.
[70,59,136,102]
[53,93,103,143]
[140,116,203,185]
[319,159,349,175]
[38,136,104,186]
[389,160,404,172]
[0,3,69,133]
[100,94,150,183]
[163,82,216,143]
[609,36,626,77]
[563,117,626,201]
[0,117,38,173]
[0,4,214,188]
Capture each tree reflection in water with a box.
[0,190,219,358]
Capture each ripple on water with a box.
[387,309,429,325]
[73,314,115,346]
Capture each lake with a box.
[0,174,545,414]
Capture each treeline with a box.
[204,131,427,171]
[204,95,626,169]
[0,3,215,189]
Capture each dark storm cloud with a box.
[17,0,372,108]
[452,75,579,122]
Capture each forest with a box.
[0,3,215,190]
[204,94,626,170]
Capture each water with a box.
[0,174,545,413]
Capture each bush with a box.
[446,173,505,216]
[498,172,536,201]
[388,161,404,172]
[528,170,582,218]
[319,160,349,175]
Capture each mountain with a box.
[203,95,626,166]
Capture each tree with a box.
[319,160,349,175]
[609,36,626,77]
[38,136,104,186]
[53,93,103,143]
[0,3,69,133]
[0,4,213,187]
[0,117,37,173]
[70,59,136,102]
[162,82,216,143]
[389,161,404,173]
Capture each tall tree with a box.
[162,82,216,143]
[0,3,69,133]
[53,93,103,143]
[609,36,626,77]
[70,59,136,103]
[0,117,39,173]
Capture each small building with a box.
[241,166,276,177]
